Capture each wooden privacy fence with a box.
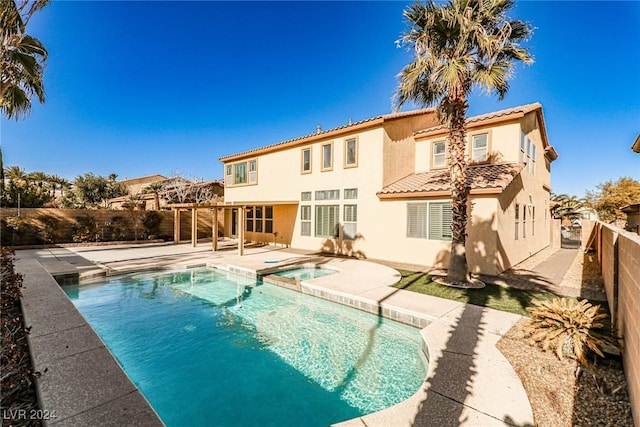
[583,220,640,426]
[0,208,223,246]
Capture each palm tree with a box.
[1,0,49,120]
[551,193,585,222]
[4,165,27,186]
[395,0,533,286]
[144,182,165,211]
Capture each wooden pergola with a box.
[168,202,249,255]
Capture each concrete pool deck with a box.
[16,243,533,426]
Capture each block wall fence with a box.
[583,220,640,426]
[0,208,224,246]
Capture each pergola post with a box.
[191,208,198,248]
[238,206,245,256]
[212,208,218,251]
[173,209,181,244]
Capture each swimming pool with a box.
[65,268,426,426]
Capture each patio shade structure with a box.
[169,202,248,255]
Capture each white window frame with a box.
[343,204,357,240]
[515,203,520,240]
[344,138,358,168]
[301,147,312,174]
[300,205,311,236]
[432,140,446,168]
[344,188,358,199]
[470,133,489,163]
[226,159,258,186]
[321,142,333,171]
[428,202,452,241]
[522,204,527,239]
[406,201,452,241]
[315,205,339,238]
[315,189,339,201]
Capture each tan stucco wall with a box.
[415,114,551,191]
[495,166,551,271]
[382,113,439,186]
[221,110,553,275]
[223,127,387,257]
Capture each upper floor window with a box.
[344,138,358,168]
[530,144,537,175]
[301,191,312,201]
[301,147,312,174]
[225,159,257,186]
[321,142,333,171]
[471,133,489,163]
[432,141,446,168]
[249,160,257,183]
[520,132,526,163]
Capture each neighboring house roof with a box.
[219,109,435,162]
[415,102,558,161]
[632,134,640,153]
[118,174,167,185]
[378,162,525,198]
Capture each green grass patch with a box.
[393,269,561,317]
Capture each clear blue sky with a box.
[1,1,638,198]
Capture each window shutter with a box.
[428,202,452,240]
[429,204,442,240]
[407,203,427,238]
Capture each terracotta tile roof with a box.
[219,109,435,161]
[378,162,525,197]
[415,102,542,136]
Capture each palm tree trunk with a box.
[447,96,470,283]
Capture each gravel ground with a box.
[497,248,634,426]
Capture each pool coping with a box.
[15,244,534,426]
[14,254,164,427]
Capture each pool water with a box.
[65,268,426,427]
[272,266,336,280]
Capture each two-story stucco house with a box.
[219,102,558,275]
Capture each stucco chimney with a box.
[317,125,322,134]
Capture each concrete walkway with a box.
[16,243,534,427]
[528,248,579,285]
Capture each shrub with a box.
[106,216,128,241]
[71,214,99,243]
[525,297,613,364]
[1,248,40,419]
[142,211,162,239]
[2,216,36,246]
[37,214,60,244]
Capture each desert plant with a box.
[525,298,613,364]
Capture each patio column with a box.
[211,208,218,252]
[191,208,198,248]
[173,209,181,244]
[238,206,245,256]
